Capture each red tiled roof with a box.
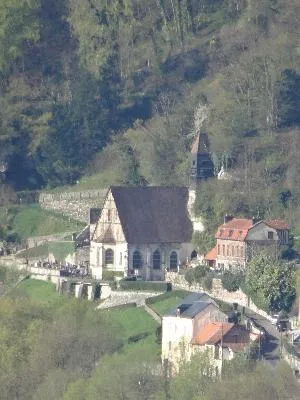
[215,218,253,241]
[205,245,217,261]
[266,219,289,230]
[192,322,234,345]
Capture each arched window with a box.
[105,249,114,265]
[153,250,161,269]
[169,251,178,269]
[133,250,143,269]
[191,250,197,260]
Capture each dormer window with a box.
[228,230,233,238]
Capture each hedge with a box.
[102,270,124,281]
[118,281,171,292]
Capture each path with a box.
[96,290,162,309]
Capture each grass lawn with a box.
[151,295,187,316]
[9,278,62,305]
[11,205,84,240]
[16,241,76,261]
[100,306,159,340]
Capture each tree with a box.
[245,253,296,312]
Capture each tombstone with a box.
[87,285,94,301]
[74,283,83,298]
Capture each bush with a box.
[203,272,214,291]
[193,264,210,283]
[119,280,171,292]
[221,270,244,292]
[102,270,124,281]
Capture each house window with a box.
[268,231,274,240]
[169,251,178,269]
[217,244,220,255]
[105,248,114,265]
[153,250,161,269]
[232,246,235,257]
[133,250,142,269]
[222,245,225,255]
[107,209,111,222]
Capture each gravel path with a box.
[97,291,162,309]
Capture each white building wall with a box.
[162,316,193,371]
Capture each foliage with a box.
[244,253,296,312]
[184,264,212,288]
[221,270,245,292]
[101,270,124,281]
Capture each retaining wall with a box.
[39,189,107,222]
[165,272,271,321]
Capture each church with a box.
[89,133,214,280]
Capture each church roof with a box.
[110,186,193,244]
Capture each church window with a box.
[169,251,178,269]
[107,209,111,222]
[153,250,161,269]
[119,252,122,265]
[133,250,143,269]
[105,248,114,265]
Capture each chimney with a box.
[224,214,234,224]
[252,216,260,225]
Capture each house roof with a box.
[266,219,289,230]
[215,218,253,241]
[205,245,217,261]
[192,322,234,345]
[164,292,217,319]
[192,323,250,352]
[110,186,193,244]
[191,132,210,154]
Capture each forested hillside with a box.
[0,1,299,230]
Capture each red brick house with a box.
[205,216,289,270]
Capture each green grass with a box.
[146,290,189,316]
[10,278,61,305]
[100,306,159,340]
[11,205,84,240]
[16,241,76,261]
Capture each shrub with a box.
[203,272,214,291]
[102,270,124,281]
[221,270,244,292]
[193,264,210,283]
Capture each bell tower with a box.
[190,132,214,185]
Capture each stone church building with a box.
[90,186,195,280]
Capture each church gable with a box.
[92,189,126,243]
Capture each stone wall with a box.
[39,189,107,222]
[165,272,271,321]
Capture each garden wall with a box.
[165,272,271,321]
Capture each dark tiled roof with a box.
[164,292,216,318]
[111,186,193,244]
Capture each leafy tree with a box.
[221,270,244,292]
[245,253,296,312]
